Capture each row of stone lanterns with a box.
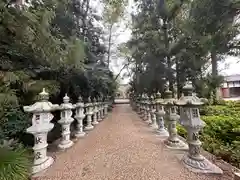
[132,82,222,174]
[24,88,110,174]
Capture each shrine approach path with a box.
[35,104,232,180]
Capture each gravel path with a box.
[35,104,233,180]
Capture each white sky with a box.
[92,0,240,84]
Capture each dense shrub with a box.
[201,115,240,167]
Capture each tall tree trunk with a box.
[107,24,113,68]
[136,60,140,94]
[211,49,218,104]
[163,20,174,96]
[176,58,181,98]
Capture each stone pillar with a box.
[84,97,94,131]
[141,94,147,120]
[155,92,169,137]
[24,88,59,174]
[140,94,145,119]
[162,88,187,149]
[150,95,158,129]
[74,96,86,138]
[104,102,108,117]
[175,82,223,174]
[145,96,152,124]
[97,98,102,122]
[58,94,74,150]
[101,101,104,119]
[92,98,99,125]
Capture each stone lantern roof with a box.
[85,96,93,107]
[145,95,150,104]
[155,92,164,104]
[175,82,204,107]
[75,96,84,108]
[142,94,149,104]
[23,88,59,113]
[150,95,155,104]
[162,87,176,106]
[59,94,74,110]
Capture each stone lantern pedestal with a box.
[101,102,104,119]
[74,96,86,138]
[24,88,59,174]
[165,113,187,150]
[175,82,222,174]
[58,94,74,150]
[145,97,152,124]
[161,86,187,149]
[97,98,102,122]
[141,101,145,120]
[104,102,108,117]
[84,97,94,131]
[155,92,169,137]
[92,98,99,125]
[28,125,54,174]
[142,94,148,120]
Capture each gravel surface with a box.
[34,104,234,180]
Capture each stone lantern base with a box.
[164,138,188,150]
[182,154,223,174]
[58,140,74,150]
[32,156,54,174]
[92,115,99,125]
[156,128,169,137]
[84,125,94,131]
[75,131,86,138]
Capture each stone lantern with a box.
[139,94,144,116]
[92,97,99,125]
[104,100,108,117]
[150,95,158,129]
[140,94,145,120]
[84,97,94,130]
[24,88,59,174]
[163,87,187,149]
[136,95,141,114]
[175,82,222,174]
[155,92,169,136]
[100,98,105,119]
[145,95,152,124]
[58,94,74,150]
[97,97,102,122]
[74,96,86,138]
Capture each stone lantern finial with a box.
[156,91,161,98]
[78,96,83,102]
[183,81,193,96]
[165,81,170,90]
[39,88,49,101]
[88,96,91,103]
[63,94,70,103]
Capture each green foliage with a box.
[201,114,240,167]
[197,103,240,167]
[0,140,31,180]
[0,0,118,146]
[176,124,187,138]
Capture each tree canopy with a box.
[127,0,240,101]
